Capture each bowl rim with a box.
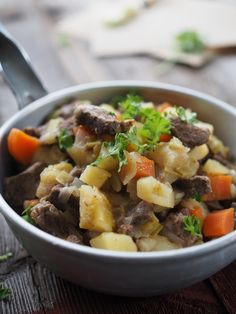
[1,80,236,260]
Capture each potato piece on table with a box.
[80,165,111,188]
[137,176,174,208]
[90,232,137,252]
[79,185,114,232]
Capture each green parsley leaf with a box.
[175,30,205,54]
[137,108,171,150]
[93,133,129,171]
[176,106,198,124]
[183,215,202,237]
[119,92,143,119]
[58,129,74,150]
[0,252,12,262]
[0,283,11,301]
[192,192,202,202]
[21,205,36,226]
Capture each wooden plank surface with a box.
[0,0,236,313]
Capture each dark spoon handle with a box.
[0,24,47,110]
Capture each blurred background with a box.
[1,0,236,123]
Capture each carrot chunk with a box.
[7,128,40,165]
[203,175,232,201]
[159,134,172,142]
[135,155,155,179]
[156,102,172,113]
[190,207,204,224]
[203,207,234,238]
[120,152,155,184]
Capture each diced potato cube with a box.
[189,144,209,161]
[137,235,181,252]
[149,137,199,179]
[90,232,137,252]
[202,159,229,175]
[67,142,101,166]
[194,121,214,134]
[208,134,229,157]
[36,162,73,198]
[138,213,162,238]
[97,156,118,171]
[80,165,111,188]
[137,176,174,208]
[79,185,114,232]
[40,118,61,145]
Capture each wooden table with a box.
[0,1,236,313]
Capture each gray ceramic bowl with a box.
[0,81,236,296]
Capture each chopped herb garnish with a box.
[175,30,205,54]
[108,111,116,116]
[0,252,12,262]
[137,108,171,150]
[21,205,36,226]
[58,129,74,150]
[93,133,129,171]
[192,192,202,202]
[176,106,198,124]
[94,92,171,169]
[183,215,202,237]
[119,92,143,120]
[0,283,11,301]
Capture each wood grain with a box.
[0,0,236,313]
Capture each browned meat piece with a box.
[46,185,80,226]
[160,208,200,247]
[23,126,41,138]
[75,104,133,135]
[213,154,236,170]
[156,208,171,222]
[118,201,154,235]
[174,175,211,197]
[55,103,76,119]
[30,201,83,243]
[206,201,223,211]
[4,162,46,211]
[171,118,210,148]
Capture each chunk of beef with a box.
[160,208,200,247]
[46,185,80,225]
[206,201,223,211]
[23,126,41,138]
[75,104,133,135]
[156,208,172,222]
[171,118,210,148]
[174,175,211,197]
[55,103,76,119]
[30,201,83,244]
[4,162,46,211]
[118,201,154,235]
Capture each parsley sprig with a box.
[58,129,74,150]
[183,215,202,237]
[175,30,205,54]
[0,252,12,262]
[192,192,202,202]
[21,205,36,225]
[93,133,129,171]
[176,106,198,124]
[93,92,171,170]
[0,283,11,301]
